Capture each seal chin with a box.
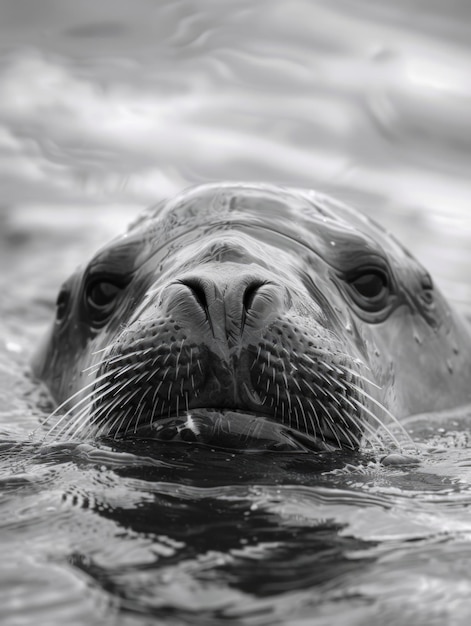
[123,409,338,453]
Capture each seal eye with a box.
[85,278,122,323]
[88,281,120,307]
[55,288,70,322]
[348,270,390,311]
[351,272,387,299]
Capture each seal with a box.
[32,183,471,451]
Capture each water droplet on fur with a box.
[5,341,21,353]
[446,359,454,374]
[413,331,422,345]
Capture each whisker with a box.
[306,398,322,436]
[81,351,134,373]
[348,396,403,448]
[294,396,311,437]
[39,370,115,428]
[132,387,152,433]
[349,384,411,442]
[41,377,115,439]
[321,406,343,448]
[341,367,381,391]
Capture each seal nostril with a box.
[243,281,265,313]
[179,278,208,311]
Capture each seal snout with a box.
[169,270,286,340]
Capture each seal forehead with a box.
[128,183,402,269]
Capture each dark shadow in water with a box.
[55,441,376,621]
[70,490,375,621]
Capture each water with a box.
[2,1,471,624]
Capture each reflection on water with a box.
[1,1,471,624]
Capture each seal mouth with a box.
[122,409,338,453]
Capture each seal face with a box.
[32,183,471,450]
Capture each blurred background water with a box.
[2,1,471,625]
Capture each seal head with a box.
[33,183,471,450]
